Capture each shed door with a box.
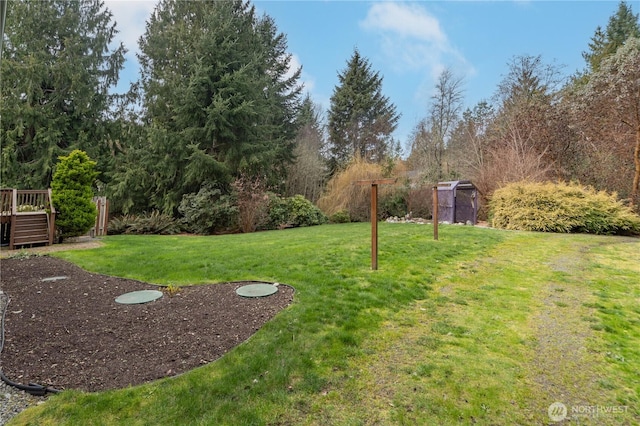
[437,189,455,223]
[454,189,476,224]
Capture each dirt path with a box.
[0,236,103,259]
[525,243,616,424]
[527,283,600,422]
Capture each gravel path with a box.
[0,381,44,426]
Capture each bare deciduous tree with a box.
[447,101,494,182]
[464,55,562,205]
[407,68,464,182]
[285,119,327,202]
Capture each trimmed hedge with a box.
[490,181,640,235]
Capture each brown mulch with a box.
[0,256,294,393]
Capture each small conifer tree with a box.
[51,150,98,240]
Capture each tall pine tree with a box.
[327,49,399,173]
[0,0,125,188]
[582,1,640,73]
[111,0,302,214]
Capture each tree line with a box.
[407,2,640,211]
[1,0,639,229]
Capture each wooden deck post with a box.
[9,189,17,250]
[356,179,396,270]
[48,188,56,245]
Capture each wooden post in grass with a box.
[432,185,439,241]
[356,179,396,270]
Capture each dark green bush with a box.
[108,211,181,235]
[490,181,640,235]
[178,185,238,234]
[265,193,288,229]
[265,194,327,229]
[51,150,98,240]
[286,194,327,227]
[329,210,351,224]
[379,187,408,219]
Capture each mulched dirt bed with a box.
[0,256,294,393]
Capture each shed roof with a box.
[437,180,476,190]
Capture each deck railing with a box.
[0,189,14,216]
[1,189,55,214]
[0,189,56,249]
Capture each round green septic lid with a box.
[115,289,163,304]
[236,283,278,298]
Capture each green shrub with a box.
[286,194,327,227]
[108,211,181,235]
[107,214,136,235]
[490,181,640,235]
[379,187,408,219]
[329,210,351,224]
[265,194,327,229]
[178,185,238,234]
[51,150,98,240]
[130,211,181,235]
[265,193,289,229]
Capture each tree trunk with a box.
[632,125,640,207]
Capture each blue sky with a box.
[106,0,624,149]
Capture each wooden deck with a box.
[1,189,56,250]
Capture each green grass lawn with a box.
[9,223,640,425]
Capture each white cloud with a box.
[361,2,446,44]
[360,1,474,96]
[103,1,157,92]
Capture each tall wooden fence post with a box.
[433,185,439,241]
[356,179,396,270]
[371,183,378,270]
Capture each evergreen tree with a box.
[296,94,324,140]
[0,0,125,189]
[111,0,302,214]
[495,55,562,109]
[327,49,399,173]
[582,1,640,73]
